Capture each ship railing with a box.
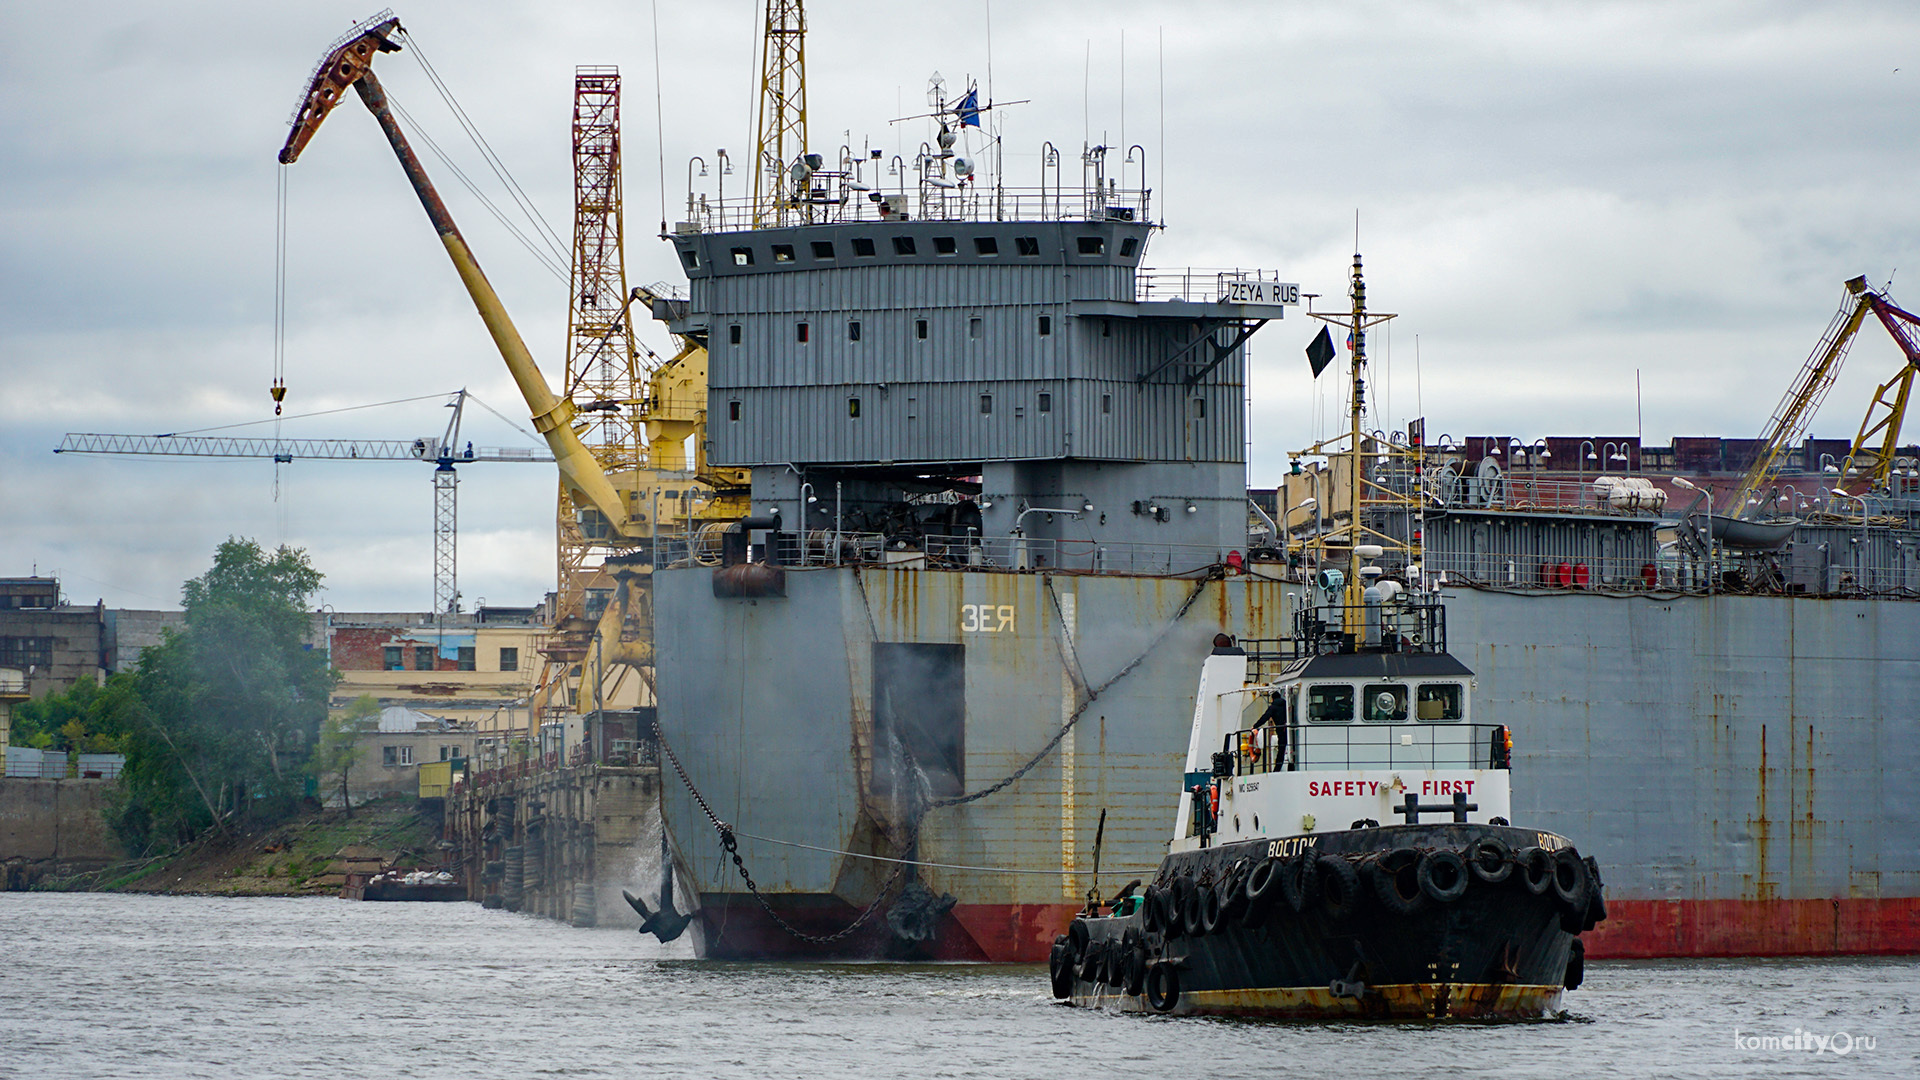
[921,533,1229,575]
[1422,550,1685,591]
[1135,268,1294,305]
[1424,471,1674,515]
[765,530,1233,574]
[1216,722,1512,776]
[1239,603,1450,668]
[673,184,1152,233]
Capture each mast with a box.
[1345,252,1368,615]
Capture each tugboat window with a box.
[811,241,836,259]
[1038,315,1052,336]
[974,236,999,256]
[852,237,877,257]
[1306,684,1353,723]
[934,236,958,255]
[848,397,861,418]
[796,321,809,342]
[1077,236,1105,255]
[1015,236,1041,256]
[980,394,993,415]
[1120,237,1139,257]
[731,247,753,265]
[848,320,862,341]
[893,236,917,256]
[728,400,741,421]
[772,244,795,263]
[679,249,699,270]
[1038,392,1052,413]
[1363,684,1409,723]
[729,324,742,345]
[1417,683,1465,722]
[916,318,929,340]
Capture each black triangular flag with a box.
[1305,326,1336,377]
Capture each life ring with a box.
[1418,849,1471,903]
[1465,836,1514,884]
[1518,847,1555,896]
[1367,848,1427,915]
[1552,848,1591,915]
[1048,937,1075,998]
[1145,962,1180,1013]
[1243,856,1285,925]
[1316,854,1361,920]
[1197,884,1224,935]
[1208,781,1220,820]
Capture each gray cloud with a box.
[5,0,1917,608]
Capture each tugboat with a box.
[1047,584,1608,1019]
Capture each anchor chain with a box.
[653,715,908,945]
[929,574,1213,809]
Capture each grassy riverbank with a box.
[39,797,445,896]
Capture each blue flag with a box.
[958,88,982,127]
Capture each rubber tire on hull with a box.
[1552,848,1591,911]
[1564,936,1586,990]
[1068,918,1090,956]
[1581,856,1608,931]
[1124,944,1148,996]
[1316,855,1361,920]
[1369,848,1427,915]
[1518,847,1555,896]
[1553,849,1592,932]
[1142,886,1167,934]
[1079,941,1103,983]
[1183,883,1215,937]
[1242,857,1283,928]
[1418,849,1471,903]
[1197,885,1224,935]
[1282,852,1319,914]
[1466,836,1513,884]
[1049,938,1075,999]
[1145,963,1180,1013]
[1166,877,1195,939]
[1217,859,1252,921]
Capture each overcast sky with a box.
[4,1,1916,613]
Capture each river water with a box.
[1,893,1911,1078]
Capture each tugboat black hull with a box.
[1052,824,1604,1021]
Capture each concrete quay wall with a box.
[0,778,125,888]
[445,762,661,929]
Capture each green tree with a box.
[10,676,136,753]
[111,538,337,853]
[311,694,380,819]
